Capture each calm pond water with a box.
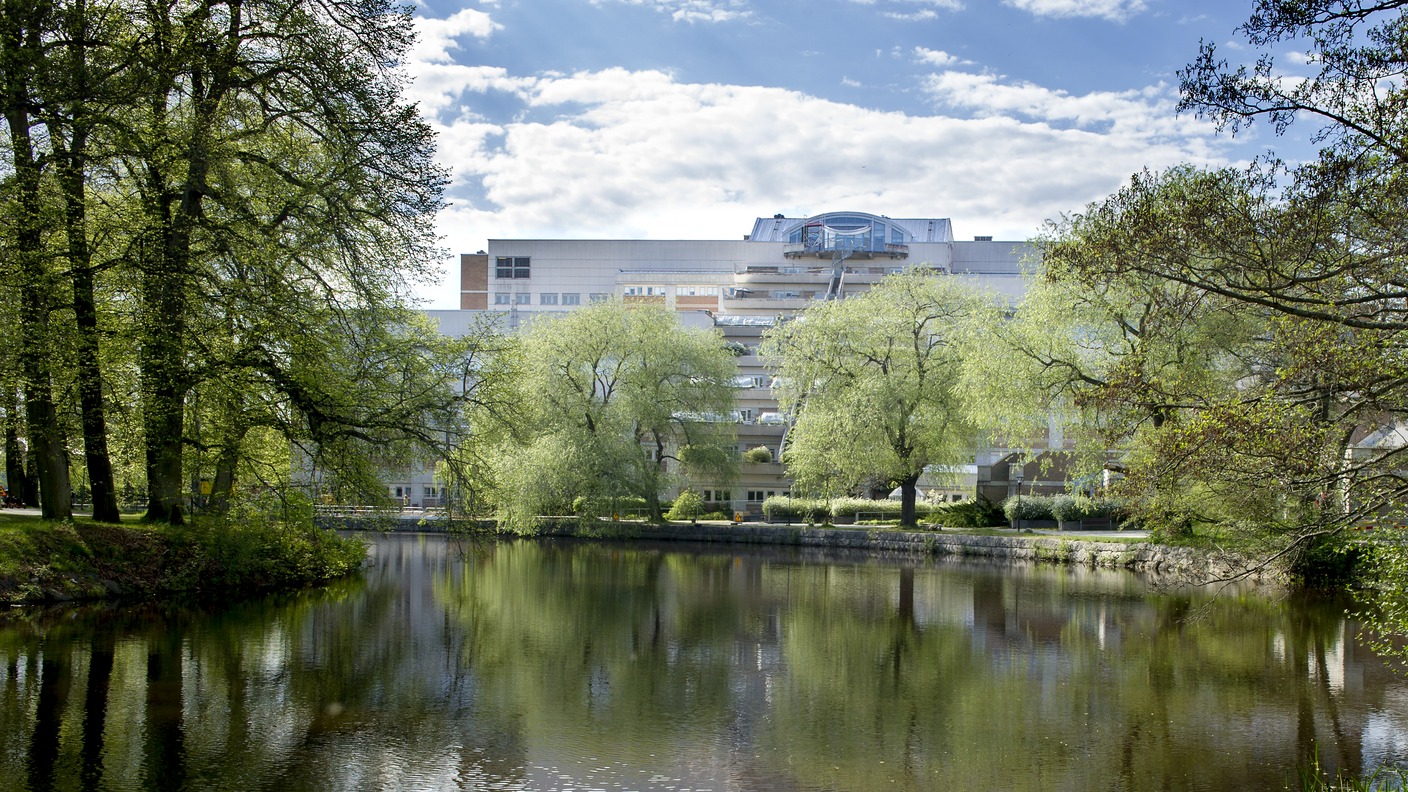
[2,534,1407,792]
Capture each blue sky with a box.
[405,0,1321,307]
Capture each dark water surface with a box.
[2,534,1406,792]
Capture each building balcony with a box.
[720,294,815,310]
[782,242,908,260]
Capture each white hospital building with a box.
[417,211,1050,515]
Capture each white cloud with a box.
[850,0,962,13]
[1004,0,1144,22]
[409,8,500,64]
[841,77,863,87]
[596,0,751,22]
[414,67,1231,306]
[922,70,1214,142]
[913,47,959,66]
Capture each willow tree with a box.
[763,270,992,526]
[494,301,737,530]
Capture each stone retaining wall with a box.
[321,516,1279,583]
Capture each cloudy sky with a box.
[404,0,1318,307]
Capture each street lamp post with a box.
[1013,465,1025,532]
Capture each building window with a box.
[423,486,439,497]
[773,290,800,299]
[589,293,609,302]
[540,293,558,305]
[747,490,764,502]
[715,490,731,502]
[494,293,510,305]
[562,293,581,305]
[676,285,720,297]
[702,489,712,501]
[515,293,530,305]
[496,257,530,279]
[625,285,665,296]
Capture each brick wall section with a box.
[460,253,488,309]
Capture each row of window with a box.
[390,486,439,498]
[495,293,605,305]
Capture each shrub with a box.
[742,446,774,463]
[1002,494,1055,523]
[571,495,651,516]
[927,495,1006,528]
[666,490,704,521]
[699,510,732,521]
[762,496,830,523]
[829,497,933,521]
[1049,495,1125,521]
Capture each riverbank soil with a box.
[0,512,365,603]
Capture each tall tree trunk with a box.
[3,8,72,520]
[137,145,192,524]
[209,391,247,513]
[899,472,921,527]
[4,397,34,505]
[46,0,119,524]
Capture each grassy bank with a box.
[0,512,366,604]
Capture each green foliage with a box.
[1002,495,1055,522]
[572,495,652,517]
[829,497,934,521]
[742,446,773,463]
[665,490,705,521]
[1295,748,1402,791]
[764,270,994,526]
[492,301,738,531]
[761,496,830,523]
[926,496,1006,528]
[1050,495,1124,522]
[0,513,364,603]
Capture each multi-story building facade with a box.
[422,211,1047,515]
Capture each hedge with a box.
[761,496,830,523]
[1002,495,1056,522]
[1049,495,1125,521]
[829,497,934,520]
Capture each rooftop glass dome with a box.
[783,212,909,258]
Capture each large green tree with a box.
[763,270,991,526]
[491,301,737,530]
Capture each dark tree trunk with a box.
[4,400,34,505]
[46,2,119,523]
[137,152,192,524]
[3,14,72,519]
[899,472,921,526]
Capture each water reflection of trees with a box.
[0,538,1405,792]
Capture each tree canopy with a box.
[763,270,992,526]
[486,301,738,531]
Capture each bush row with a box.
[1001,494,1125,523]
[761,496,987,523]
